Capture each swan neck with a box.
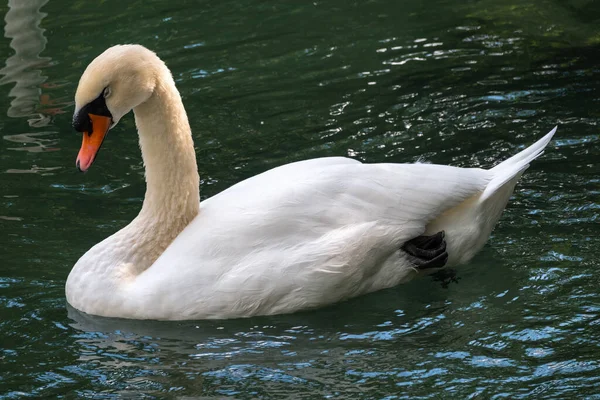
[133,77,200,220]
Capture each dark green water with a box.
[1,0,599,397]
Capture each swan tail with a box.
[480,126,557,202]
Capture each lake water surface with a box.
[1,0,599,398]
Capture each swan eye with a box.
[103,87,111,98]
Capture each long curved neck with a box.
[134,77,200,217]
[120,73,200,273]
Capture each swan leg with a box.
[402,231,448,270]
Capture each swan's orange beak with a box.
[76,114,111,172]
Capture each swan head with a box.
[72,44,161,171]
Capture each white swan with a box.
[65,45,556,320]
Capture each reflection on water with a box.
[5,164,60,174]
[3,131,58,152]
[0,0,66,156]
[0,0,51,126]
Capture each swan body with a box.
[65,45,556,320]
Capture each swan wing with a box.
[175,158,492,252]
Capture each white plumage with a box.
[65,45,556,320]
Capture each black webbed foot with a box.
[431,268,461,289]
[402,231,448,270]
